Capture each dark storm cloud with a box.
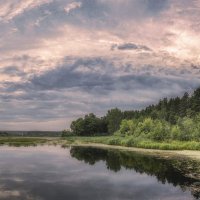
[112,43,152,51]
[145,0,169,14]
[0,56,200,129]
[4,58,115,94]
[4,58,200,96]
[0,66,26,77]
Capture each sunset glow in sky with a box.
[1,0,200,130]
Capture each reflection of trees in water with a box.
[70,147,200,199]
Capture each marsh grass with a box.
[1,136,200,150]
[63,136,200,150]
[0,137,48,146]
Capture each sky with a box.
[0,0,200,131]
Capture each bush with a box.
[171,125,181,140]
[118,119,138,136]
[108,138,121,145]
[116,115,200,142]
[61,130,74,137]
[124,137,140,147]
[177,117,196,141]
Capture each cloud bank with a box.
[0,0,200,130]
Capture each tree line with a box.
[62,87,200,141]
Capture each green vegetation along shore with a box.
[61,87,200,151]
[1,87,200,152]
[0,137,50,146]
[61,136,200,151]
[0,136,200,162]
[1,135,200,151]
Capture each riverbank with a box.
[61,136,200,150]
[60,136,200,161]
[0,137,50,146]
[0,136,200,161]
[70,143,200,161]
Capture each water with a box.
[0,145,199,200]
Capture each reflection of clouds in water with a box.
[0,177,24,183]
[0,146,195,200]
[0,190,20,198]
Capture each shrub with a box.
[108,138,121,145]
[61,130,74,137]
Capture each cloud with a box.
[0,66,26,77]
[4,58,115,93]
[0,56,199,130]
[0,190,20,198]
[64,2,82,14]
[0,0,199,130]
[112,43,152,51]
[145,0,169,14]
[0,0,51,22]
[4,57,200,99]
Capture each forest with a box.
[62,87,200,142]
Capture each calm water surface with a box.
[0,145,199,200]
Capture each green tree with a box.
[179,92,189,117]
[106,108,123,134]
[171,125,181,140]
[135,118,154,137]
[177,117,195,141]
[70,114,108,136]
[191,88,200,113]
[118,119,138,136]
[70,118,85,136]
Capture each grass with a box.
[62,136,200,151]
[0,137,49,146]
[0,136,200,151]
